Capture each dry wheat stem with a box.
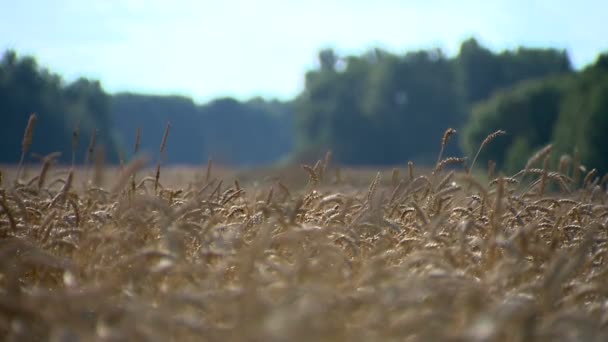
[86,128,97,165]
[206,159,213,183]
[111,156,149,194]
[302,164,318,186]
[159,122,171,154]
[408,161,414,181]
[436,128,457,168]
[71,123,80,166]
[134,127,141,155]
[469,130,506,173]
[17,113,38,182]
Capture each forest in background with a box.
[110,94,293,166]
[1,38,607,173]
[0,50,293,167]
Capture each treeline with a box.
[464,54,608,174]
[0,51,120,163]
[295,38,573,165]
[0,50,293,166]
[111,94,293,165]
[2,39,608,172]
[296,39,608,175]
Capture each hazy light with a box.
[0,0,606,102]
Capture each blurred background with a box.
[1,0,607,173]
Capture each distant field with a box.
[1,149,607,341]
[1,162,424,191]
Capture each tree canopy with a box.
[462,76,571,172]
[295,39,572,166]
[552,61,608,174]
[0,50,119,164]
[3,38,608,174]
[1,50,293,167]
[462,52,608,175]
[110,94,293,166]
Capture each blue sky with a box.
[1,0,607,102]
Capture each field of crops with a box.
[1,128,608,341]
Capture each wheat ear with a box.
[469,130,506,174]
[17,113,37,182]
[436,128,456,168]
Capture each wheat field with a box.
[1,126,608,341]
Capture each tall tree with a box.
[552,61,608,174]
[0,50,119,163]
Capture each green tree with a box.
[111,93,293,166]
[0,50,119,163]
[456,38,502,103]
[505,136,532,174]
[296,48,466,165]
[455,38,571,105]
[462,76,571,171]
[552,62,608,174]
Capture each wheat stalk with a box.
[408,161,415,181]
[538,155,550,196]
[469,130,506,173]
[367,172,381,206]
[112,156,149,194]
[0,193,17,233]
[71,123,80,166]
[206,158,213,183]
[85,128,97,165]
[37,152,61,190]
[302,164,318,186]
[391,168,400,187]
[131,128,142,191]
[434,157,467,174]
[525,144,553,171]
[155,122,171,191]
[436,128,456,168]
[584,168,598,188]
[134,127,141,155]
[17,113,38,182]
[159,122,171,155]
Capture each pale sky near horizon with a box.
[1,0,607,103]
